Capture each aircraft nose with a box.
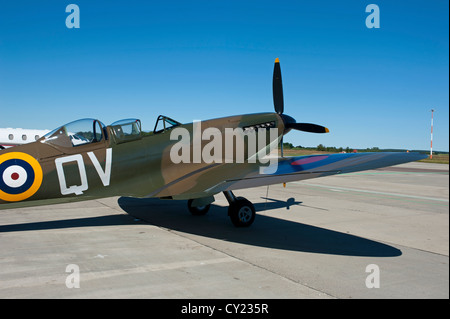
[280,114,296,125]
[280,114,296,133]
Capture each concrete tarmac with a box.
[0,162,448,299]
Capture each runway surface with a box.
[0,161,448,299]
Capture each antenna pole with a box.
[430,109,434,159]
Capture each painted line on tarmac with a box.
[294,182,449,203]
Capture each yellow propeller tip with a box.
[275,58,280,63]
[325,127,330,133]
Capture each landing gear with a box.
[223,191,256,227]
[187,192,256,227]
[187,199,211,216]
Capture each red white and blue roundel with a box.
[0,152,43,202]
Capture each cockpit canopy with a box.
[41,115,181,148]
[42,118,106,148]
[109,118,142,144]
[153,115,181,134]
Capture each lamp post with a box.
[430,109,434,159]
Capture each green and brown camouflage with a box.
[0,112,284,209]
[0,59,427,226]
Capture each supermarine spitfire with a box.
[0,59,426,227]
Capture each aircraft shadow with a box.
[0,197,401,257]
[0,214,136,233]
[117,197,402,258]
[257,197,303,211]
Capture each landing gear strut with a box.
[223,191,256,227]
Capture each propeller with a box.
[273,58,284,115]
[272,58,330,156]
[285,122,330,134]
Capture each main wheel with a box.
[187,199,210,216]
[228,197,255,227]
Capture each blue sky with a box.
[0,1,448,151]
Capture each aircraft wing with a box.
[206,152,428,194]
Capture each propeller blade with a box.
[273,58,284,114]
[286,123,330,134]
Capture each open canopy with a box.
[42,118,106,148]
[41,115,182,148]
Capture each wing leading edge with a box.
[210,152,428,193]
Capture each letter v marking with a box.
[87,148,112,186]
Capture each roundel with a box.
[0,152,43,202]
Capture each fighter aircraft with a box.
[0,59,426,227]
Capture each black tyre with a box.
[187,199,211,216]
[228,197,255,227]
